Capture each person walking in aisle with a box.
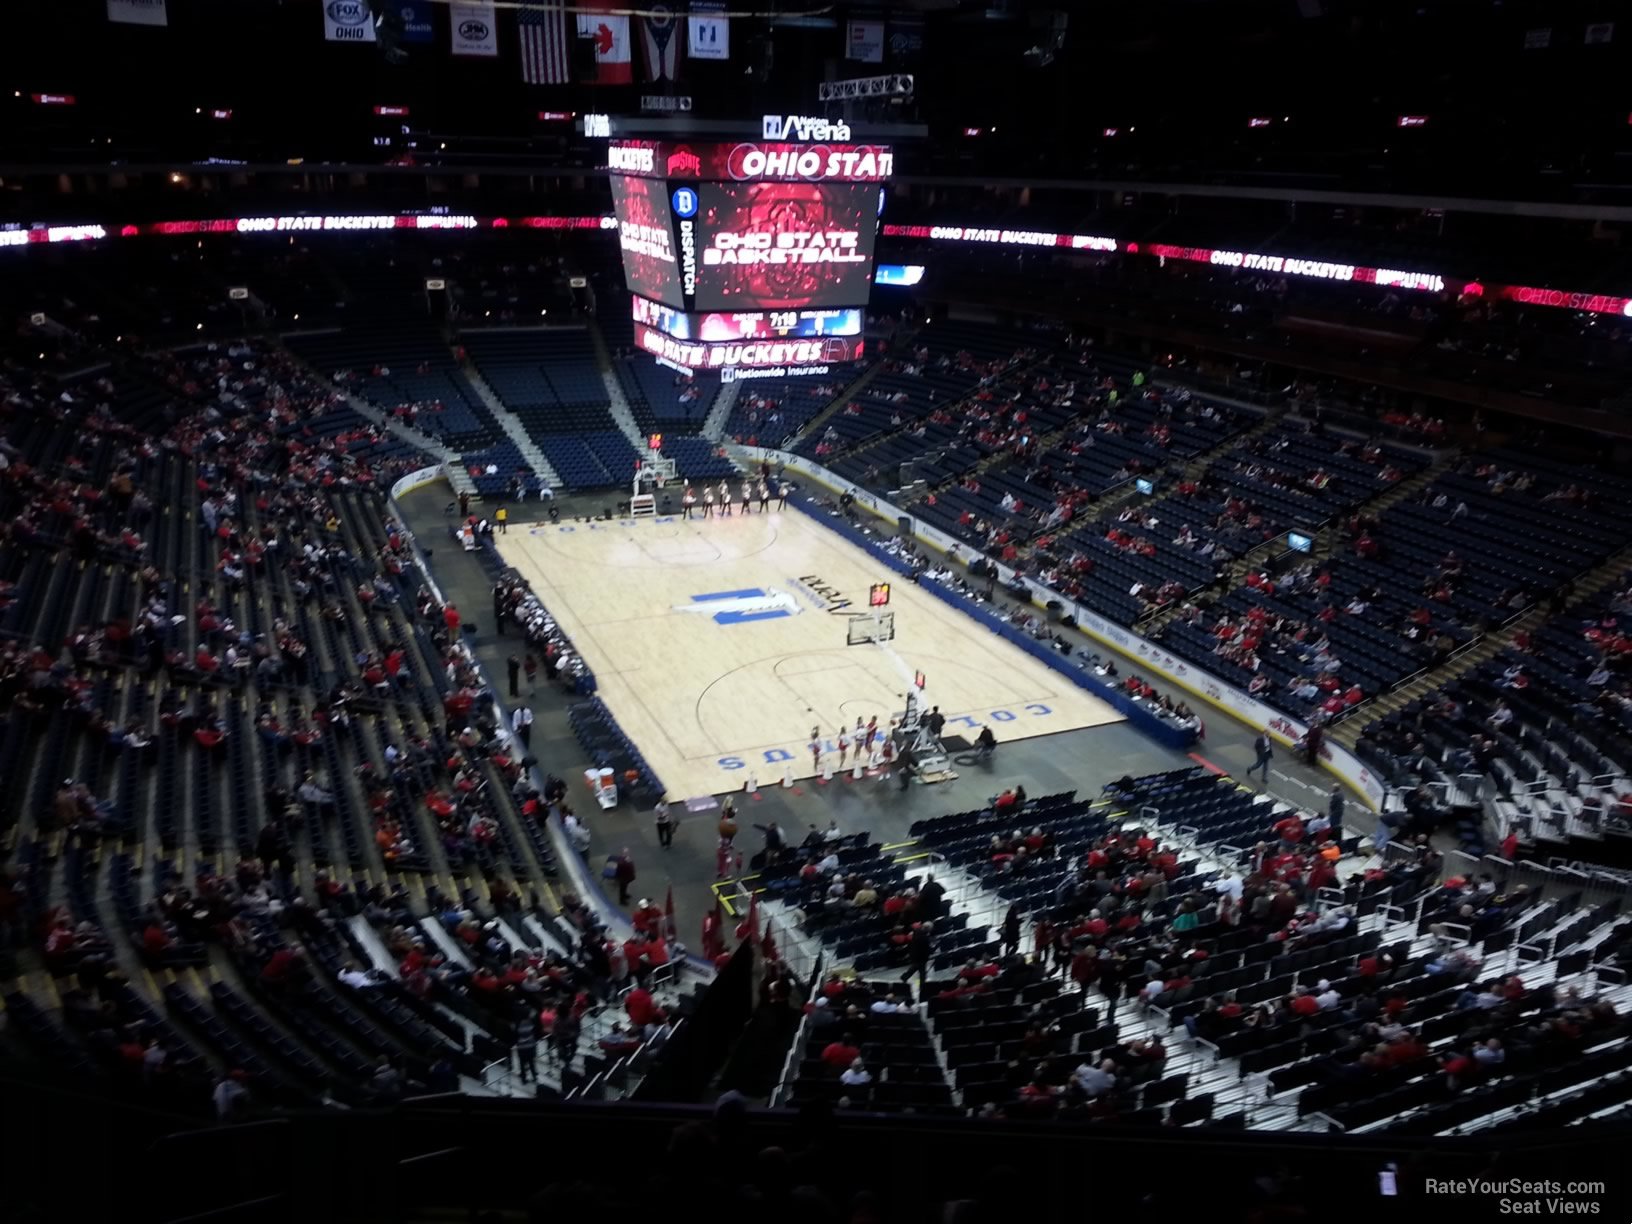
[903,921,933,995]
[655,800,675,849]
[1327,784,1346,844]
[613,848,637,906]
[512,705,533,750]
[458,491,471,518]
[1248,731,1273,783]
[524,654,538,694]
[514,1020,539,1084]
[1002,904,1022,958]
[507,655,521,698]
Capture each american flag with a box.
[519,3,571,85]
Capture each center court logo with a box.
[677,588,801,625]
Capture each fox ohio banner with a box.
[323,0,376,42]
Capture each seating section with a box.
[1358,570,1632,864]
[786,980,959,1115]
[659,435,735,482]
[615,357,720,433]
[0,340,725,1111]
[796,319,1032,469]
[286,323,501,451]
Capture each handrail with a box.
[1438,921,1473,946]
[163,1195,287,1224]
[399,1145,465,1167]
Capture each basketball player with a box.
[758,480,770,512]
[717,479,732,516]
[702,486,715,518]
[836,725,851,768]
[808,726,823,773]
[681,484,696,520]
[740,479,754,513]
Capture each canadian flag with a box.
[578,3,632,84]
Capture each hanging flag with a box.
[688,0,728,61]
[735,890,759,943]
[520,3,571,83]
[322,0,376,43]
[578,3,633,83]
[397,0,435,44]
[701,898,724,959]
[450,1,498,57]
[107,0,166,26]
[640,4,681,81]
[847,19,885,64]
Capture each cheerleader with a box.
[681,484,696,519]
[864,715,879,754]
[835,725,851,768]
[740,479,755,513]
[758,480,770,512]
[702,487,715,518]
[808,726,823,773]
[716,480,732,516]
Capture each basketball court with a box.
[495,507,1123,800]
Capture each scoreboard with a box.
[608,132,890,372]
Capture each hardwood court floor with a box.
[496,507,1123,800]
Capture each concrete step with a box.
[702,378,742,441]
[463,366,564,491]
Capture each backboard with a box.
[846,611,896,645]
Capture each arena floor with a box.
[494,505,1123,800]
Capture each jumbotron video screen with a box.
[610,174,684,308]
[606,131,890,350]
[693,181,880,311]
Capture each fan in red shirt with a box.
[1288,990,1320,1018]
[1273,814,1305,845]
[625,986,667,1030]
[822,1037,861,1072]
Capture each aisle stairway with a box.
[701,378,741,442]
[461,365,564,493]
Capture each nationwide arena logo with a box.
[763,115,852,141]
